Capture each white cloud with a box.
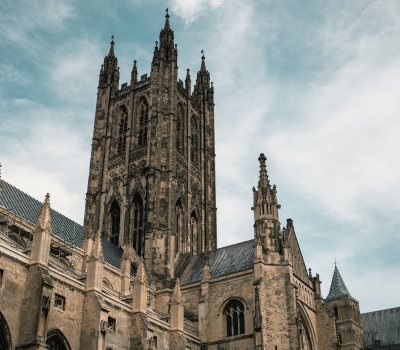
[171,0,225,24]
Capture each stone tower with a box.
[84,13,217,285]
[325,266,364,349]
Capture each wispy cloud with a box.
[171,0,225,24]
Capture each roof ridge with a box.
[213,238,254,252]
[361,306,400,315]
[1,180,84,229]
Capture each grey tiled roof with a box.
[325,266,357,302]
[176,239,255,285]
[0,180,134,275]
[361,307,400,346]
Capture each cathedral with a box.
[0,13,364,350]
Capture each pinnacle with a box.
[90,231,105,263]
[108,36,115,57]
[173,278,182,303]
[37,193,52,232]
[257,153,270,191]
[134,257,146,285]
[164,9,170,30]
[200,55,207,73]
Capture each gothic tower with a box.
[84,13,217,286]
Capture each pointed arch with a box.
[137,98,149,146]
[117,106,128,154]
[190,210,198,255]
[175,199,183,256]
[131,192,144,257]
[176,103,184,152]
[0,312,12,350]
[103,277,113,289]
[46,329,71,350]
[110,200,120,246]
[296,301,318,350]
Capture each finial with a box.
[201,49,205,59]
[334,259,337,268]
[166,7,169,18]
[111,34,114,45]
[308,268,312,278]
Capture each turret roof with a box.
[325,266,358,302]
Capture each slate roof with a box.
[0,180,133,275]
[361,307,400,347]
[325,266,357,302]
[176,239,255,285]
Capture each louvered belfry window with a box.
[117,108,128,154]
[138,101,149,145]
[132,194,144,257]
[110,200,120,246]
[225,300,245,336]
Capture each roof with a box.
[361,307,400,346]
[176,239,255,285]
[325,266,357,302]
[0,180,133,275]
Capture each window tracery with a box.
[110,200,120,246]
[190,211,197,254]
[177,105,184,152]
[175,200,183,255]
[117,108,128,154]
[225,300,245,337]
[191,116,198,166]
[138,101,149,146]
[132,194,144,257]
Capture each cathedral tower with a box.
[84,13,217,286]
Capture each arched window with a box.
[191,116,198,166]
[225,300,245,337]
[190,211,197,254]
[110,200,120,246]
[176,105,184,152]
[46,330,70,350]
[132,194,144,257]
[0,312,12,350]
[175,200,183,255]
[117,108,128,154]
[334,306,338,318]
[138,101,149,146]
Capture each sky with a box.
[1,0,399,313]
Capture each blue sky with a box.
[1,0,399,313]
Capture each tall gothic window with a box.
[138,101,149,146]
[0,312,11,350]
[177,105,184,152]
[191,116,198,166]
[225,300,245,337]
[175,200,183,255]
[117,108,128,154]
[110,200,120,246]
[132,194,144,257]
[190,211,197,254]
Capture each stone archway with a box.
[0,312,12,350]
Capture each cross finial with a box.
[334,259,337,268]
[201,49,205,58]
[111,34,114,44]
[166,7,169,18]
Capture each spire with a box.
[108,35,115,57]
[200,53,207,73]
[164,8,170,30]
[89,231,105,263]
[36,193,52,233]
[325,266,353,301]
[258,153,270,194]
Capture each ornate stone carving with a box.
[42,295,51,311]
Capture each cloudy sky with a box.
[1,0,399,313]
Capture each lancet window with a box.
[175,200,183,255]
[177,105,184,152]
[225,300,245,337]
[132,194,144,257]
[190,211,197,254]
[110,200,120,246]
[191,116,198,166]
[138,101,149,146]
[46,331,69,350]
[117,108,128,154]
